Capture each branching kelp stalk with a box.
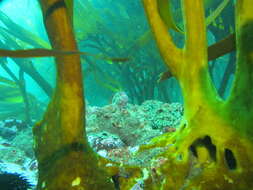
[140,0,253,189]
[158,0,235,83]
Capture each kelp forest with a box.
[0,0,252,190]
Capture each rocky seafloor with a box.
[0,92,183,189]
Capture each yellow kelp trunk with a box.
[33,0,114,189]
[141,0,253,189]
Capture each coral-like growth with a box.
[86,94,183,146]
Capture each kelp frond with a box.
[0,11,50,49]
[157,0,183,33]
[206,0,230,27]
[0,48,129,62]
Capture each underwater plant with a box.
[139,0,253,189]
[8,0,252,190]
[0,9,128,101]
[0,60,47,123]
[75,0,174,104]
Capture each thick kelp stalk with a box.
[33,0,114,189]
[141,0,253,189]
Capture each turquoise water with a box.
[0,0,235,112]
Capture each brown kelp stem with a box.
[33,0,114,189]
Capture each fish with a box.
[1,142,11,147]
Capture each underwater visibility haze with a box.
[0,0,252,190]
